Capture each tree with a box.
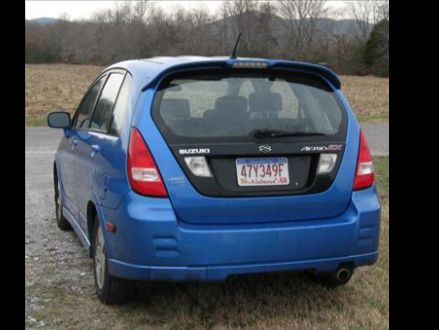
[25,0,388,76]
[346,0,389,42]
[276,0,328,60]
[186,7,218,55]
[376,0,389,22]
[221,0,259,55]
[364,19,389,76]
[253,1,278,58]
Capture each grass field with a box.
[341,76,389,122]
[26,156,388,329]
[25,64,389,126]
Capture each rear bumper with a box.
[103,186,380,281]
[109,252,377,281]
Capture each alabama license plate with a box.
[236,157,290,187]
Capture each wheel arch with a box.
[53,161,57,181]
[53,161,59,191]
[86,197,112,259]
[53,160,64,196]
[87,201,98,258]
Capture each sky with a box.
[25,0,349,20]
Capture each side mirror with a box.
[47,112,71,129]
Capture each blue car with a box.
[47,56,380,304]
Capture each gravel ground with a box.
[361,122,389,156]
[25,128,95,328]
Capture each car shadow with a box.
[123,270,358,326]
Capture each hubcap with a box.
[94,226,106,290]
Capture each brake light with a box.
[127,127,168,197]
[353,130,374,190]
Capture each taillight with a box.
[353,130,374,190]
[127,127,168,197]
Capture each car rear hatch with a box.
[147,62,354,225]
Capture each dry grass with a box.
[25,64,103,118]
[340,76,389,122]
[25,64,389,125]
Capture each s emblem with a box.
[258,145,272,153]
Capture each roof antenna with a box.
[230,32,242,59]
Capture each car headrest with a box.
[249,92,282,112]
[214,96,248,116]
[160,98,190,121]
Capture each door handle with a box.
[90,144,100,157]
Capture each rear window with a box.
[153,71,346,142]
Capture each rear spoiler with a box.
[270,61,341,89]
[141,59,341,91]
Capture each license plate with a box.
[236,157,290,186]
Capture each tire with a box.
[54,180,72,231]
[92,218,133,304]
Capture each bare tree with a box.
[222,0,259,55]
[132,0,150,24]
[25,0,388,75]
[276,0,328,59]
[253,1,278,57]
[91,8,113,24]
[147,6,188,56]
[376,0,389,21]
[224,0,258,17]
[128,1,153,57]
[186,7,218,55]
[346,0,389,42]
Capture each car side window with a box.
[108,74,132,136]
[89,73,125,132]
[72,76,106,129]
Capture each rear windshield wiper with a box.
[252,129,328,138]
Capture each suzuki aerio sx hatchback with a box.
[47,57,380,304]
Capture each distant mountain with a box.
[208,11,369,46]
[27,17,60,25]
[27,13,368,37]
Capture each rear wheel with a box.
[93,218,133,304]
[54,180,72,231]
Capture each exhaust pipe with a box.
[306,263,354,287]
[335,267,352,284]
